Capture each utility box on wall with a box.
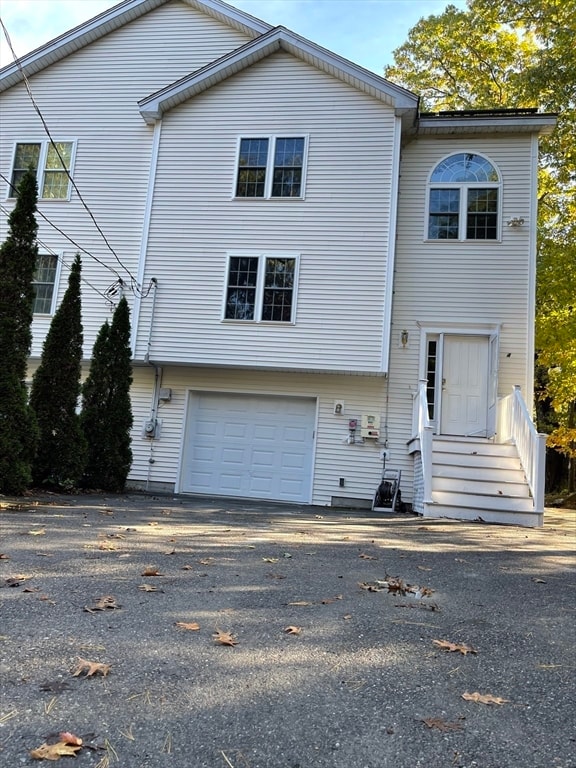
[360,414,380,439]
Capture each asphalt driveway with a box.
[1,493,575,768]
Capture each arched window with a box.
[427,153,500,240]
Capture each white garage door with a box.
[181,392,316,503]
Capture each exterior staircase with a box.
[427,437,541,527]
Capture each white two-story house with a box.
[0,0,555,525]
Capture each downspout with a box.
[527,132,539,410]
[380,114,404,447]
[144,278,161,492]
[131,118,162,355]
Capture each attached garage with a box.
[180,392,317,502]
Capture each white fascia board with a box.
[138,26,418,124]
[417,114,557,136]
[0,0,270,93]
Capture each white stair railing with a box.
[500,385,546,514]
[417,379,434,507]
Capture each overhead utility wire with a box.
[0,202,114,303]
[0,16,141,293]
[0,171,122,281]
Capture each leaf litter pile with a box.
[0,498,551,766]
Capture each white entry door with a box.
[181,392,316,502]
[440,335,489,436]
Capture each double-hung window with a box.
[427,153,500,240]
[235,136,307,198]
[9,141,75,200]
[32,254,60,314]
[224,252,299,323]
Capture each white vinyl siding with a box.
[0,2,252,357]
[136,52,396,372]
[128,366,389,507]
[387,134,537,492]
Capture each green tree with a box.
[81,296,133,491]
[29,254,87,489]
[0,169,39,494]
[384,0,576,488]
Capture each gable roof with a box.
[0,0,271,92]
[137,25,418,125]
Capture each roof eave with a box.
[138,26,418,125]
[0,0,271,93]
[415,114,557,136]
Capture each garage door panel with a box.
[220,474,243,491]
[182,392,315,502]
[253,424,276,441]
[282,451,306,469]
[221,447,245,464]
[252,450,275,467]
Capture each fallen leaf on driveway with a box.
[359,553,377,560]
[58,732,82,746]
[531,578,547,584]
[175,622,200,631]
[433,639,477,655]
[0,553,10,560]
[417,565,432,571]
[213,630,238,646]
[30,740,82,760]
[141,566,163,576]
[5,575,31,587]
[262,557,279,563]
[421,717,463,732]
[84,595,120,612]
[72,657,111,677]
[28,528,46,536]
[139,584,163,592]
[462,691,509,705]
[284,626,302,635]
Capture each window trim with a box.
[233,135,309,200]
[222,250,300,324]
[8,140,77,201]
[32,252,63,316]
[424,152,502,242]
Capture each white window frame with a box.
[222,250,300,324]
[233,135,309,200]
[32,251,63,315]
[424,152,502,242]
[8,140,77,201]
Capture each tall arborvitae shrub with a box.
[0,169,39,493]
[81,296,133,491]
[29,254,87,489]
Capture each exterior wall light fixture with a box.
[401,330,409,348]
[507,217,525,227]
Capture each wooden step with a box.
[432,439,518,458]
[433,463,526,484]
[432,476,531,498]
[425,502,542,527]
[433,451,522,470]
[432,490,534,513]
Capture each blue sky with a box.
[0,0,467,75]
